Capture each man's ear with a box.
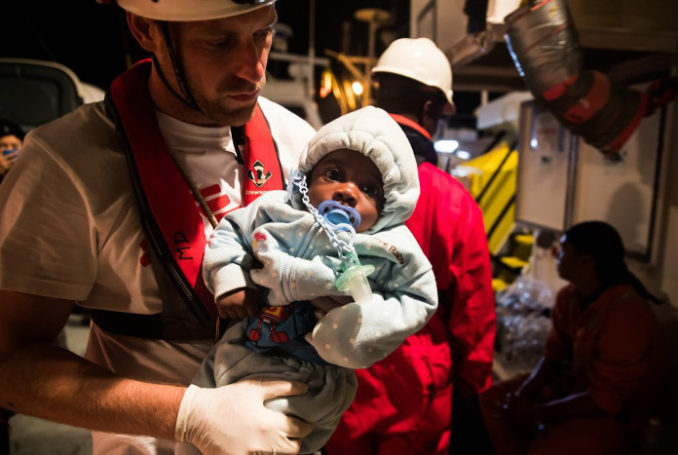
[421,100,438,136]
[126,12,160,53]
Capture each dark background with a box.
[2,0,480,124]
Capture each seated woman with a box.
[480,221,666,455]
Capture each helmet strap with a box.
[155,21,202,112]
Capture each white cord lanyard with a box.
[166,152,220,229]
[292,172,358,264]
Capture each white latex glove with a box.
[249,228,342,306]
[175,379,312,455]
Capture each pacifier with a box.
[317,200,361,231]
[316,200,374,303]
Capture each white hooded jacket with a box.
[203,106,437,368]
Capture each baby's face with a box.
[308,149,384,233]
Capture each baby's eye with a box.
[325,168,341,181]
[361,183,379,198]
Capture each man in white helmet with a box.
[0,1,316,454]
[326,37,497,455]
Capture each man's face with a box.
[158,6,276,125]
[0,134,21,153]
[308,149,384,233]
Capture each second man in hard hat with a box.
[326,37,497,455]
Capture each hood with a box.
[293,106,419,234]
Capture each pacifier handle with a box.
[335,262,374,304]
[314,201,373,302]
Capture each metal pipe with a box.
[504,0,650,157]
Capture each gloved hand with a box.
[175,379,312,455]
[249,228,343,306]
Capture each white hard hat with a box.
[372,37,454,109]
[114,0,276,21]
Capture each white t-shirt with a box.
[0,96,314,385]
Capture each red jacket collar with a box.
[388,113,432,140]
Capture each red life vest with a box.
[94,59,283,340]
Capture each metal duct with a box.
[504,0,649,158]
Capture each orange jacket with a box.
[546,284,665,419]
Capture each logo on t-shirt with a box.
[199,184,233,222]
[247,160,272,188]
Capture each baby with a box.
[179,106,438,454]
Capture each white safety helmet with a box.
[372,37,454,112]
[99,0,277,112]
[110,0,276,21]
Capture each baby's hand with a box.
[250,227,345,306]
[216,288,261,320]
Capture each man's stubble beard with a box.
[194,75,268,127]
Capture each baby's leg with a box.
[211,324,358,453]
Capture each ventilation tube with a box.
[504,0,661,158]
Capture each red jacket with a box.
[326,162,496,455]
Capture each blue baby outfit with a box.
[181,106,438,454]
